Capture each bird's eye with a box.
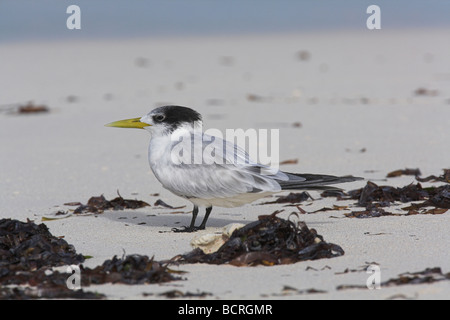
[153,114,165,122]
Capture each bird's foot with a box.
[171,225,205,233]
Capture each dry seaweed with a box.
[337,267,450,291]
[345,182,450,217]
[280,286,326,295]
[279,159,299,165]
[312,205,348,214]
[153,199,186,209]
[335,262,379,275]
[0,219,180,299]
[346,204,396,218]
[247,93,271,103]
[414,87,438,96]
[320,190,348,199]
[0,102,49,115]
[260,192,312,205]
[80,254,183,285]
[409,208,447,215]
[318,173,449,218]
[416,169,450,183]
[0,218,102,299]
[74,192,150,214]
[0,283,104,300]
[400,185,450,210]
[267,285,327,297]
[17,102,49,114]
[156,290,212,298]
[0,254,181,299]
[170,212,344,267]
[0,218,85,275]
[0,254,182,299]
[386,168,421,178]
[350,181,429,207]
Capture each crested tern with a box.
[106,105,363,232]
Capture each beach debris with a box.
[171,211,345,267]
[246,93,271,103]
[345,204,396,218]
[41,210,73,221]
[0,218,182,299]
[156,290,212,298]
[17,102,49,114]
[0,254,182,299]
[401,184,450,210]
[312,205,348,213]
[387,168,421,178]
[335,262,379,275]
[276,286,326,296]
[260,192,312,205]
[261,285,327,297]
[350,181,429,207]
[0,218,85,273]
[153,199,186,210]
[404,208,448,215]
[320,189,349,200]
[416,169,450,183]
[297,50,311,61]
[0,282,104,300]
[190,223,245,254]
[347,204,448,218]
[0,218,99,299]
[317,169,449,217]
[80,254,183,285]
[414,87,438,96]
[73,192,150,214]
[345,147,367,153]
[279,158,299,165]
[259,170,448,218]
[337,267,450,291]
[0,102,49,115]
[342,180,449,217]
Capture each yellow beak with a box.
[105,117,150,129]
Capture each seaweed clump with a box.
[0,218,85,274]
[73,193,150,214]
[172,212,344,267]
[0,219,180,299]
[337,267,450,291]
[81,255,182,285]
[0,218,94,299]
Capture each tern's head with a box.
[105,105,202,136]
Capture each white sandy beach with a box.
[1,28,450,299]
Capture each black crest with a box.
[151,105,202,132]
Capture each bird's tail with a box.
[278,172,363,191]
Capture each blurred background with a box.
[1,0,450,43]
[1,0,449,211]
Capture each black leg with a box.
[172,205,198,233]
[198,206,213,230]
[188,205,199,230]
[172,205,213,232]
